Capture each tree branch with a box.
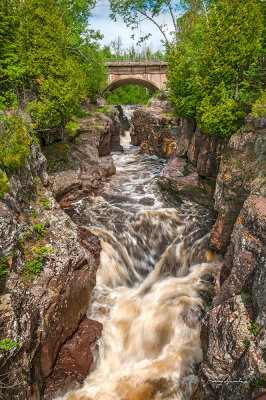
[166,0,178,34]
[60,4,74,20]
[139,10,171,47]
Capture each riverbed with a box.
[58,106,217,400]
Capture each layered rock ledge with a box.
[42,105,122,207]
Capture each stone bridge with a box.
[104,62,168,93]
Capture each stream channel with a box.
[58,106,217,400]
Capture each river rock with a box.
[0,143,101,400]
[158,157,216,207]
[43,318,102,399]
[130,107,180,158]
[192,195,266,400]
[210,121,266,253]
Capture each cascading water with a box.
[57,106,218,400]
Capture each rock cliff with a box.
[131,97,223,207]
[42,106,121,207]
[131,96,266,399]
[0,106,122,398]
[192,195,266,400]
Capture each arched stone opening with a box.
[103,78,159,94]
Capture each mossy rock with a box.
[42,142,71,173]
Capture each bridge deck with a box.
[105,62,168,67]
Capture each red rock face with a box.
[192,195,266,400]
[78,227,101,268]
[130,107,181,158]
[210,126,266,253]
[43,318,102,400]
[42,106,120,204]
[0,143,103,400]
[187,127,224,177]
[158,157,216,207]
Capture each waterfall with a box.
[58,106,218,400]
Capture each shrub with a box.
[0,338,19,350]
[0,256,8,281]
[25,246,53,277]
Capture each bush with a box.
[0,112,31,197]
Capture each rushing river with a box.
[58,106,217,400]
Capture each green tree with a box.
[109,0,180,47]
[0,0,23,109]
[106,85,152,104]
[168,0,264,137]
[168,2,207,119]
[196,0,264,136]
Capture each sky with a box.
[88,0,174,52]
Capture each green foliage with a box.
[65,119,78,136]
[25,246,53,277]
[107,85,152,105]
[31,210,38,218]
[0,0,106,135]
[250,377,266,387]
[0,256,8,281]
[168,0,264,137]
[34,219,49,237]
[242,339,250,350]
[249,320,259,336]
[0,338,19,350]
[252,89,266,118]
[0,110,32,198]
[0,169,10,198]
[0,113,31,170]
[168,3,207,119]
[40,197,50,209]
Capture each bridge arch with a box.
[103,77,159,94]
[104,62,167,95]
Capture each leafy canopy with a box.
[168,0,264,137]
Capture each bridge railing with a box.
[105,57,168,63]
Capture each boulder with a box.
[158,157,215,207]
[42,106,122,205]
[43,318,102,400]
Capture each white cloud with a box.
[88,0,174,51]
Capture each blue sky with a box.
[88,0,174,51]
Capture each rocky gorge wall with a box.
[131,97,266,399]
[42,105,122,208]
[0,106,122,399]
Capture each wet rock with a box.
[115,105,131,132]
[210,124,266,253]
[187,127,224,177]
[175,119,196,157]
[43,318,102,400]
[158,157,215,207]
[130,107,180,158]
[194,195,266,400]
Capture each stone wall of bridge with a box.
[104,62,167,92]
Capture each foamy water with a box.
[58,106,217,400]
